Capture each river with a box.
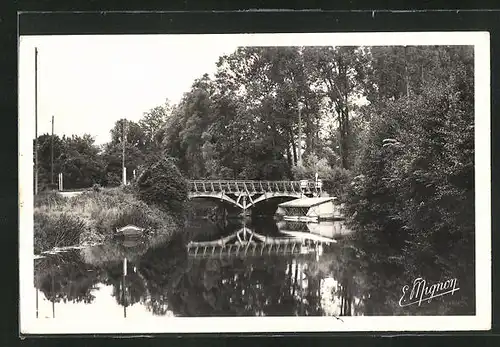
[33,216,474,319]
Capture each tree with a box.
[103,142,145,186]
[104,119,148,186]
[160,47,348,180]
[139,100,172,157]
[209,47,324,179]
[161,75,216,178]
[303,46,369,170]
[58,134,105,189]
[110,119,146,151]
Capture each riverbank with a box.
[33,187,181,254]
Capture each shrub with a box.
[33,212,86,254]
[136,157,188,216]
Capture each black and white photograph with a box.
[18,32,491,334]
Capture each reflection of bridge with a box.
[186,225,335,259]
[188,180,322,212]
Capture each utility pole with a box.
[122,120,126,185]
[34,47,39,195]
[51,115,54,185]
[123,258,127,318]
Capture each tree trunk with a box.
[405,46,410,97]
[286,140,293,177]
[290,129,298,165]
[297,100,302,165]
[305,119,313,157]
[315,116,321,154]
[341,69,350,170]
[303,99,313,156]
[336,104,349,170]
[342,108,350,170]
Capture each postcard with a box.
[19,31,491,334]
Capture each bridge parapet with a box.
[188,180,320,195]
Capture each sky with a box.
[19,35,242,145]
[18,32,484,146]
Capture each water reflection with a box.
[34,217,474,319]
[277,220,355,239]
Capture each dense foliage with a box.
[344,46,475,306]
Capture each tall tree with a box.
[162,74,215,178]
[104,119,146,185]
[109,119,146,151]
[304,46,369,170]
[139,100,172,157]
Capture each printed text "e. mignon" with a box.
[399,277,460,307]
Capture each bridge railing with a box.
[188,180,320,194]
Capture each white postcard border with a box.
[19,31,491,334]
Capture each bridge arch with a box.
[245,192,303,209]
[188,192,244,209]
[188,191,307,210]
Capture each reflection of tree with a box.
[338,276,352,316]
[345,233,474,316]
[157,254,327,317]
[137,233,189,315]
[34,251,101,304]
[337,237,407,316]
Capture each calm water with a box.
[33,217,474,319]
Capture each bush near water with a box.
[136,157,188,218]
[34,159,187,254]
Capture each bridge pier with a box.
[240,196,251,217]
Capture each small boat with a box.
[115,224,145,238]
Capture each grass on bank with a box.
[34,187,180,254]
